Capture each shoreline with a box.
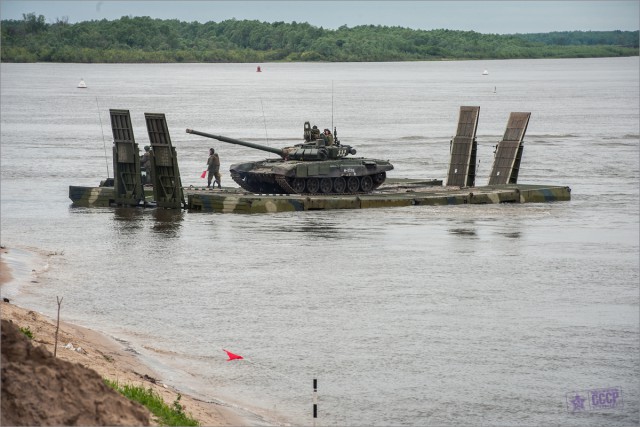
[0,247,269,426]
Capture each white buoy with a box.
[77,78,87,88]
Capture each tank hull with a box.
[229,157,394,194]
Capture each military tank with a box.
[186,123,394,195]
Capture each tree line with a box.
[1,13,638,63]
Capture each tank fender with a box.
[294,164,308,177]
[229,161,258,172]
[363,160,379,168]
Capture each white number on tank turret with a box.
[343,168,356,175]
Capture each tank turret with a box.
[185,125,392,195]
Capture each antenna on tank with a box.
[331,80,334,132]
[331,81,339,144]
[260,99,270,147]
[95,97,110,178]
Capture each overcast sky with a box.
[1,1,638,34]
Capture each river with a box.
[1,57,638,426]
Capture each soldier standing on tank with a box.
[311,125,321,141]
[207,148,221,188]
[141,146,152,184]
[323,129,334,146]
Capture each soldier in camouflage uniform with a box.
[207,148,221,188]
[311,125,321,141]
[322,129,334,146]
[141,146,152,184]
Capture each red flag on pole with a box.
[200,170,207,178]
[223,349,243,361]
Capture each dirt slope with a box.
[1,318,151,426]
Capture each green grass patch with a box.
[104,379,199,426]
[19,326,34,339]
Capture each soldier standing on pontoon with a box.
[207,148,221,188]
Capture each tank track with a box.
[275,174,386,196]
[275,175,300,194]
[232,171,287,194]
[233,170,386,195]
[230,171,262,193]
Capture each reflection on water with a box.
[448,227,477,237]
[447,217,478,237]
[113,207,144,221]
[289,216,344,239]
[108,206,184,237]
[500,231,522,239]
[112,207,144,233]
[259,213,348,240]
[151,208,184,237]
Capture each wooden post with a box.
[313,378,318,426]
[54,296,63,357]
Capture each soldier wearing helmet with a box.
[311,125,321,141]
[322,129,334,146]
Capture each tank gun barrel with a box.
[186,128,284,157]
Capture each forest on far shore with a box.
[2,13,638,63]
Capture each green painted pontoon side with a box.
[70,181,570,213]
[185,184,570,213]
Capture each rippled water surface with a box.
[1,58,638,426]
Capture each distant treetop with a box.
[2,14,638,62]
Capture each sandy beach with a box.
[0,246,249,426]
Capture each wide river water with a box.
[1,58,638,426]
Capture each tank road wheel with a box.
[306,178,320,194]
[346,176,360,193]
[291,178,306,193]
[373,172,386,185]
[360,175,374,193]
[333,177,346,193]
[319,178,333,193]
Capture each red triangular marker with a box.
[223,349,243,361]
[200,170,207,178]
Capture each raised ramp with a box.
[446,106,480,187]
[144,113,185,209]
[109,109,144,206]
[488,112,531,185]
